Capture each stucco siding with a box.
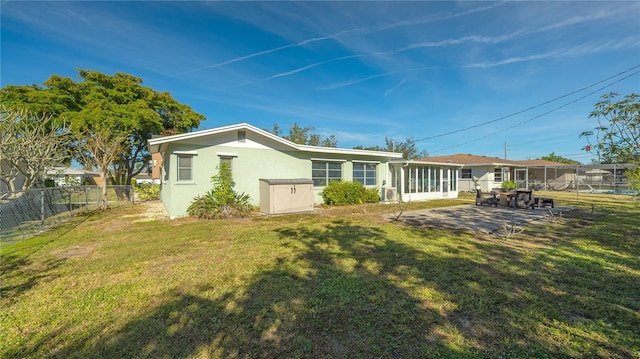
[161,144,397,218]
[162,143,308,218]
[149,123,404,218]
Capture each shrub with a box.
[321,180,380,206]
[187,162,253,219]
[501,180,517,190]
[135,183,160,200]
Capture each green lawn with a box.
[1,192,639,358]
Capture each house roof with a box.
[421,154,524,167]
[511,159,574,167]
[389,159,464,167]
[148,123,404,159]
[421,154,571,167]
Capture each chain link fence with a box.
[0,185,133,243]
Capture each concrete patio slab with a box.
[386,204,572,235]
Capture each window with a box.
[494,168,503,182]
[450,169,457,191]
[461,169,472,179]
[219,156,233,169]
[405,165,440,193]
[353,163,377,186]
[177,155,193,182]
[443,168,449,192]
[312,161,342,186]
[430,167,440,191]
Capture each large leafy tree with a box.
[354,136,422,160]
[268,123,338,147]
[1,70,205,207]
[580,92,639,190]
[0,105,70,197]
[580,92,639,164]
[538,152,580,165]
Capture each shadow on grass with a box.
[0,254,65,304]
[19,214,640,358]
[454,210,640,358]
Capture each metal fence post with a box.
[40,188,45,230]
[68,188,72,218]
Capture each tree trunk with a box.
[100,171,109,210]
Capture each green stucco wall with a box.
[159,140,392,218]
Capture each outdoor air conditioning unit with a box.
[383,187,398,202]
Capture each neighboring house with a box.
[148,123,462,218]
[131,152,162,185]
[46,166,99,186]
[423,154,575,192]
[150,152,163,184]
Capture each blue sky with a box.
[2,1,639,163]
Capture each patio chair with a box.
[510,190,535,210]
[534,197,554,208]
[475,189,498,206]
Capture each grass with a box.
[1,192,639,358]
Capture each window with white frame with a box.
[450,169,457,191]
[353,163,377,186]
[461,168,472,179]
[494,168,503,182]
[312,161,342,186]
[177,155,193,182]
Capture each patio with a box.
[388,204,572,235]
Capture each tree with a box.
[354,136,422,160]
[267,123,338,147]
[538,152,580,165]
[0,105,70,196]
[581,92,640,191]
[580,92,639,164]
[1,69,205,207]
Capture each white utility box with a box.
[259,179,315,215]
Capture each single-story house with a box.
[46,166,99,186]
[423,154,575,192]
[149,152,163,184]
[148,123,462,218]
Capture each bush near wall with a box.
[134,183,160,200]
[321,180,380,206]
[187,162,253,219]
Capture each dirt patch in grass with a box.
[51,243,101,259]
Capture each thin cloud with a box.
[186,30,359,73]
[248,6,620,84]
[393,8,622,54]
[187,2,504,73]
[227,54,367,88]
[373,1,506,33]
[465,36,640,68]
[318,67,436,91]
[384,79,406,97]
